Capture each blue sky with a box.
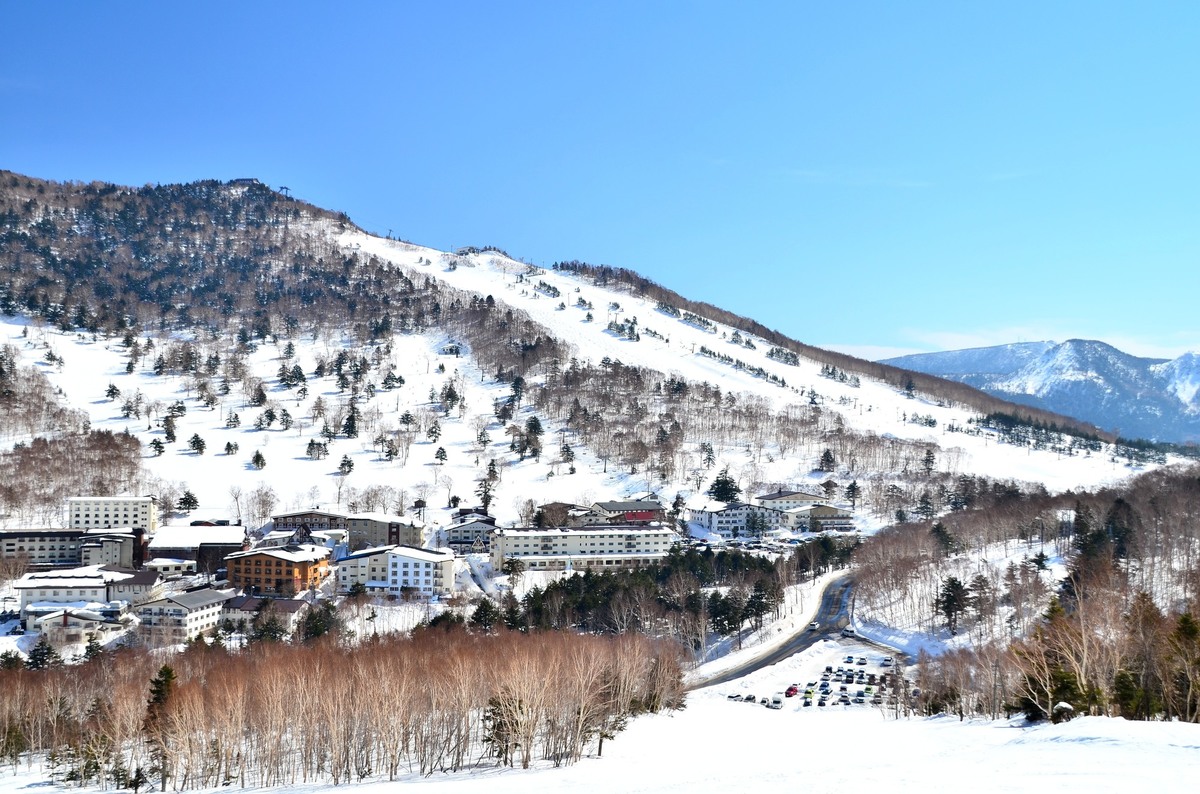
[3,2,1198,359]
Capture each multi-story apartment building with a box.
[136,588,235,648]
[224,545,331,596]
[441,517,496,552]
[0,528,85,568]
[344,512,424,549]
[336,545,455,598]
[752,489,825,511]
[80,529,136,568]
[67,495,158,535]
[489,524,678,572]
[147,524,248,575]
[270,508,349,532]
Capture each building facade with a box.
[336,545,455,598]
[490,524,678,571]
[224,545,331,595]
[136,588,235,648]
[0,528,85,569]
[67,496,158,534]
[345,513,424,549]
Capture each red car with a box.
[785,685,799,697]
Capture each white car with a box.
[841,626,857,637]
[809,621,820,631]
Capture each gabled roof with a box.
[36,608,123,626]
[225,544,330,563]
[143,588,235,611]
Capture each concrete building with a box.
[0,528,85,569]
[136,588,236,648]
[80,529,136,568]
[336,545,455,598]
[147,524,248,575]
[345,512,424,550]
[441,517,496,552]
[224,545,331,596]
[490,524,678,572]
[67,495,158,535]
[752,489,825,511]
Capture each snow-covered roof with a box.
[14,565,145,589]
[146,557,195,566]
[149,524,246,548]
[388,545,453,563]
[340,544,399,561]
[226,544,330,563]
[142,588,235,611]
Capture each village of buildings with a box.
[0,487,854,654]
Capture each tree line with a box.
[0,628,683,789]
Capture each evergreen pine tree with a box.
[25,637,61,670]
[707,467,741,502]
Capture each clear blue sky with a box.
[3,2,1198,359]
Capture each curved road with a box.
[691,573,856,690]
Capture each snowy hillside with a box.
[0,226,1170,534]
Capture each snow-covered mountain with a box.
[885,340,1200,443]
[0,173,1175,535]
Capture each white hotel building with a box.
[335,545,455,598]
[68,495,158,534]
[489,524,679,572]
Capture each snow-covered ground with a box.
[1,223,1165,540]
[4,640,1195,794]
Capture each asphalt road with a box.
[691,573,856,690]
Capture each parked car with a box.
[727,692,743,700]
[743,693,757,702]
[769,694,784,709]
[857,657,868,665]
[785,685,799,697]
[802,697,812,707]
[882,656,894,666]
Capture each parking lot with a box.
[718,639,912,714]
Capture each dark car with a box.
[743,693,757,702]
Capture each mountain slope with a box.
[0,172,1175,534]
[884,340,1200,443]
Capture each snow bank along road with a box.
[694,573,855,689]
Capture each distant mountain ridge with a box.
[883,340,1200,443]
